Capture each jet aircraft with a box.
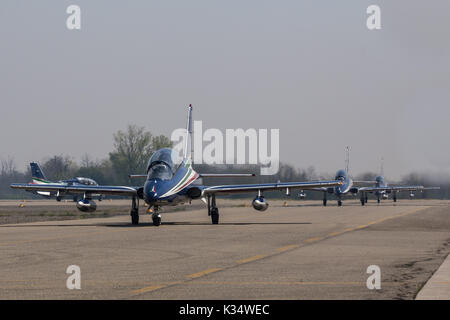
[27,162,102,211]
[308,147,373,206]
[11,105,343,226]
[358,175,440,205]
[305,154,440,206]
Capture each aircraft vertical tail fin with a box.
[30,162,49,183]
[380,157,384,177]
[183,104,193,161]
[345,146,350,174]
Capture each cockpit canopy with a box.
[75,177,98,186]
[335,169,347,180]
[147,148,183,181]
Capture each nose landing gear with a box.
[360,193,369,206]
[152,211,161,226]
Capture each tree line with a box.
[0,125,448,199]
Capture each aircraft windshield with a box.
[76,177,98,185]
[148,163,173,180]
[147,148,182,180]
[335,170,347,180]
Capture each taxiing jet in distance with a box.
[307,147,374,206]
[303,154,440,206]
[358,175,440,205]
[27,162,102,211]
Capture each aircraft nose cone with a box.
[335,182,344,194]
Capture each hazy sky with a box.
[1,1,449,179]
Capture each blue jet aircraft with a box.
[310,168,363,206]
[11,105,343,226]
[303,153,439,206]
[307,147,372,206]
[27,162,102,211]
[358,175,440,205]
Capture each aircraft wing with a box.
[10,183,138,196]
[308,187,329,192]
[199,173,256,178]
[129,173,256,179]
[358,185,427,192]
[201,180,342,195]
[353,180,377,185]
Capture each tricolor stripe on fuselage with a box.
[32,178,52,184]
[159,160,199,198]
[32,178,56,196]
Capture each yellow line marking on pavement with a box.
[132,284,168,294]
[322,207,427,240]
[187,268,223,279]
[130,206,428,296]
[188,280,401,286]
[304,236,323,243]
[327,231,343,237]
[4,280,408,291]
[196,281,364,286]
[236,254,267,264]
[278,244,299,252]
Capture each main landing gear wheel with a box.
[152,213,161,226]
[208,194,220,224]
[377,198,381,204]
[130,196,139,225]
[338,200,342,207]
[323,199,327,206]
[131,213,139,225]
[360,198,365,206]
[211,208,219,225]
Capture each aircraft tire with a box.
[323,199,327,206]
[211,208,219,224]
[131,213,139,225]
[338,200,342,206]
[152,215,161,226]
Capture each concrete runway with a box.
[0,199,449,299]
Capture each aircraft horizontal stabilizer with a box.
[129,173,255,179]
[199,173,256,178]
